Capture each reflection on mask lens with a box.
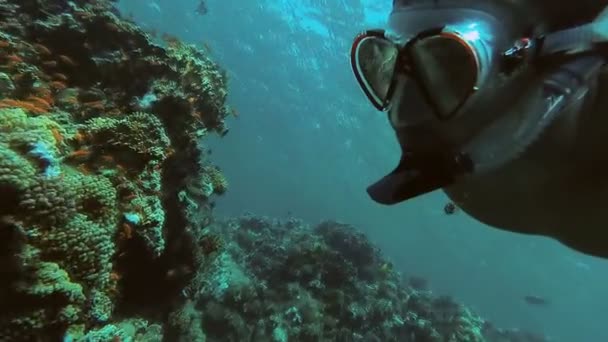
[355,36,399,106]
[409,34,479,118]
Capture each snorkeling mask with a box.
[352,24,492,120]
[352,3,608,204]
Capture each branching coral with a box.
[86,112,171,164]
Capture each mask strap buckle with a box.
[502,6,608,73]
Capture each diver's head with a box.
[351,0,608,204]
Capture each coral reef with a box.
[0,0,230,340]
[168,215,547,342]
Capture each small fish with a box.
[195,1,208,15]
[5,54,23,64]
[57,55,77,67]
[52,73,68,82]
[32,43,51,55]
[42,60,58,68]
[443,201,458,215]
[523,295,549,306]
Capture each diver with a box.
[351,0,608,258]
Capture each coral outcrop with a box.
[167,216,547,342]
[0,0,229,340]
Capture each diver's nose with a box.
[388,77,438,129]
[395,124,451,155]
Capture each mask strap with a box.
[537,24,596,57]
[464,55,604,175]
[536,5,608,58]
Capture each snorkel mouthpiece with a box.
[367,150,473,205]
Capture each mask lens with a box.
[409,34,479,119]
[352,34,399,110]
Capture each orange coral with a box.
[0,99,48,114]
[109,271,122,282]
[84,100,104,107]
[77,164,92,175]
[66,148,92,161]
[34,86,52,98]
[100,155,114,164]
[119,223,133,240]
[42,60,57,68]
[5,54,23,63]
[122,193,137,201]
[49,81,67,90]
[73,131,88,144]
[58,55,77,67]
[52,73,68,82]
[32,43,52,55]
[26,96,53,111]
[107,271,123,298]
[51,128,63,146]
[82,100,105,109]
